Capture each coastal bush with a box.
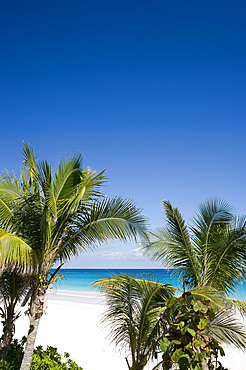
[159,295,228,370]
[0,338,25,370]
[31,345,82,370]
[0,339,82,370]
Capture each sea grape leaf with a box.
[187,328,196,337]
[192,339,201,347]
[160,337,171,353]
[178,355,190,370]
[171,340,181,345]
[165,297,177,308]
[193,302,208,313]
[197,318,207,330]
[194,350,206,362]
[171,348,184,362]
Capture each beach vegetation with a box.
[94,274,175,370]
[96,274,245,369]
[96,199,246,369]
[159,295,230,370]
[0,338,82,370]
[0,142,148,370]
[0,271,31,360]
[145,199,246,309]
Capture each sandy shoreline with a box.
[13,289,246,370]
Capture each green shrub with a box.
[31,346,82,370]
[159,295,228,370]
[0,339,82,370]
[0,337,26,370]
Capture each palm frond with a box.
[0,270,31,306]
[0,229,33,268]
[64,169,107,214]
[207,229,246,294]
[227,298,246,315]
[20,142,39,193]
[0,198,13,226]
[191,198,233,244]
[54,197,148,262]
[145,200,200,288]
[37,160,57,220]
[189,286,226,309]
[94,274,174,366]
[0,172,25,202]
[53,153,84,201]
[190,199,234,284]
[208,310,246,349]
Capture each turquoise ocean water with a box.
[51,268,246,300]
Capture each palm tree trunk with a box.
[20,289,47,370]
[0,306,15,360]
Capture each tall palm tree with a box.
[145,199,246,311]
[95,274,175,370]
[0,143,148,370]
[0,270,31,360]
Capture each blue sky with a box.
[0,1,246,268]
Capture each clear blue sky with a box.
[0,1,246,268]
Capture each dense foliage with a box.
[146,199,246,301]
[0,339,82,370]
[0,143,148,369]
[96,273,246,369]
[159,295,228,370]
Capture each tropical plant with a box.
[95,199,246,369]
[0,271,31,360]
[95,274,176,370]
[0,337,26,370]
[30,345,82,370]
[145,199,246,311]
[0,143,148,370]
[0,339,83,370]
[159,295,229,370]
[96,274,246,370]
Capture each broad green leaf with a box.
[193,301,208,313]
[187,328,196,337]
[165,297,177,307]
[171,340,181,345]
[171,348,184,362]
[160,337,171,353]
[178,356,190,370]
[194,350,206,362]
[197,318,207,330]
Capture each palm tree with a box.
[0,143,148,370]
[145,199,246,310]
[0,270,31,360]
[95,274,175,370]
[95,200,246,369]
[96,276,246,370]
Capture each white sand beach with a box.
[14,289,246,370]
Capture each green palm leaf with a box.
[189,286,226,309]
[208,310,246,349]
[0,199,13,226]
[227,298,246,314]
[20,142,39,193]
[0,229,33,268]
[146,200,200,288]
[95,274,175,367]
[55,197,148,263]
